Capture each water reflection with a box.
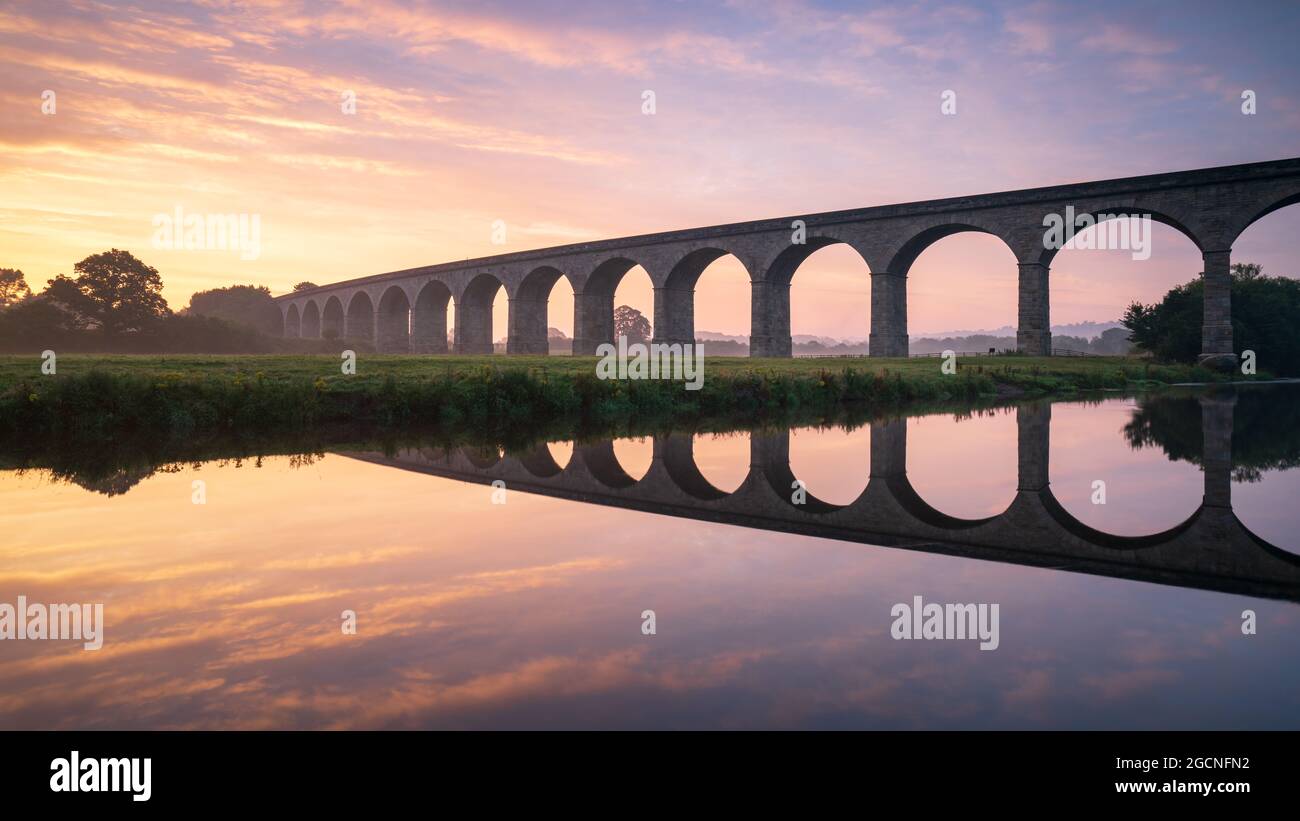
[351,392,1300,601]
[2,387,1299,729]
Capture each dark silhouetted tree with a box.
[293,281,318,291]
[1122,263,1300,374]
[43,249,169,335]
[614,304,651,344]
[187,284,281,335]
[0,268,31,308]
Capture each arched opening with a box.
[757,239,871,357]
[344,292,375,343]
[1226,198,1300,552]
[301,300,321,339]
[284,303,301,338]
[412,281,451,354]
[904,229,1017,355]
[574,257,652,354]
[906,409,1018,519]
[662,249,750,354]
[547,440,574,470]
[1050,397,1203,537]
[321,296,344,340]
[690,432,749,493]
[457,274,504,355]
[1224,195,1300,370]
[513,266,575,355]
[377,286,411,353]
[788,424,871,505]
[1047,213,1203,357]
[612,436,653,482]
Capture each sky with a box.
[1,0,1298,338]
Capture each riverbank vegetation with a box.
[0,353,1253,453]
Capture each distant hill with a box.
[910,320,1124,340]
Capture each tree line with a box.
[0,250,334,354]
[1122,263,1300,375]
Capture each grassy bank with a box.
[0,353,1246,449]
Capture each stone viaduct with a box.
[341,395,1300,602]
[274,158,1300,365]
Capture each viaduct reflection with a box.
[343,394,1300,602]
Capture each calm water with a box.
[2,386,1299,729]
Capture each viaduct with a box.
[274,158,1300,365]
[341,395,1300,603]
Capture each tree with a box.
[614,304,651,344]
[43,249,169,335]
[1094,326,1133,355]
[1122,263,1300,374]
[0,268,31,308]
[1232,262,1262,281]
[187,284,281,335]
[293,281,318,291]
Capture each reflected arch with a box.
[1047,399,1204,537]
[579,439,644,488]
[903,411,1019,523]
[788,425,872,506]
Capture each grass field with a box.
[0,351,1231,389]
[0,352,1251,454]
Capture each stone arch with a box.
[1034,205,1203,268]
[511,265,573,354]
[456,273,504,354]
[301,300,321,339]
[756,238,874,357]
[283,303,301,338]
[322,295,345,339]
[659,247,751,347]
[377,285,411,353]
[884,223,1017,275]
[345,291,375,342]
[412,280,452,354]
[574,256,643,355]
[1037,204,1211,358]
[1226,187,1300,247]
